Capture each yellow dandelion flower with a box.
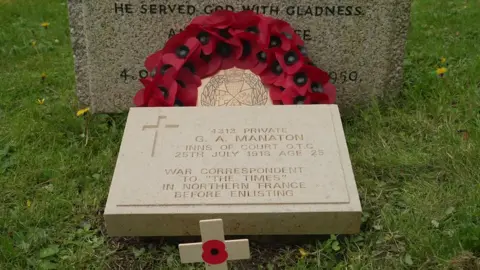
[27,200,32,208]
[41,22,50,29]
[299,248,309,259]
[76,107,90,117]
[436,67,448,76]
[441,57,447,64]
[31,40,37,47]
[41,72,47,80]
[37,98,45,105]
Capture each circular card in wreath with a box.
[198,68,271,107]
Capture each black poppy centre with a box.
[176,45,190,58]
[294,96,305,104]
[174,100,183,106]
[269,36,282,48]
[246,26,259,34]
[159,86,168,97]
[297,45,308,56]
[216,42,232,58]
[284,51,298,66]
[271,61,283,75]
[200,51,212,63]
[201,239,229,265]
[159,64,172,75]
[176,80,186,88]
[196,31,210,45]
[240,40,252,59]
[311,82,323,93]
[218,28,232,39]
[294,72,308,86]
[256,51,267,62]
[183,62,196,74]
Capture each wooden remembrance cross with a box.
[179,219,251,269]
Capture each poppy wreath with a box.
[134,10,336,107]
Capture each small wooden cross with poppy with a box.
[179,219,250,270]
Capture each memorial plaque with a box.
[104,105,362,236]
[67,0,412,113]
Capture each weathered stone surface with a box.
[104,105,361,236]
[67,0,412,113]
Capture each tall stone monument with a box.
[67,0,412,113]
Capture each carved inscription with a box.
[157,127,326,200]
[112,2,367,86]
[113,3,366,17]
[119,67,360,85]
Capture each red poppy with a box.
[185,28,243,76]
[259,60,287,86]
[174,67,201,106]
[175,47,216,79]
[191,11,242,50]
[133,69,178,107]
[162,30,193,54]
[275,46,305,75]
[283,65,329,96]
[257,18,299,51]
[269,86,300,105]
[184,24,218,55]
[235,47,273,75]
[270,82,336,105]
[190,10,235,29]
[164,25,217,55]
[202,40,242,73]
[206,27,242,47]
[162,37,201,72]
[201,240,228,265]
[231,31,260,68]
[195,52,222,77]
[191,10,240,46]
[271,19,305,48]
[231,10,261,31]
[144,50,163,72]
[234,45,259,69]
[177,67,201,87]
[308,82,337,104]
[230,12,264,70]
[251,51,274,75]
[272,100,283,105]
[133,77,154,106]
[176,84,198,106]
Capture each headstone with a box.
[103,104,362,236]
[67,0,412,113]
[179,219,250,270]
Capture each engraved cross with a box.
[179,219,250,270]
[142,115,179,157]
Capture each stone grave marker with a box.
[179,219,250,269]
[67,0,412,113]
[103,103,362,236]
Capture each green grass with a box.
[1,0,479,269]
